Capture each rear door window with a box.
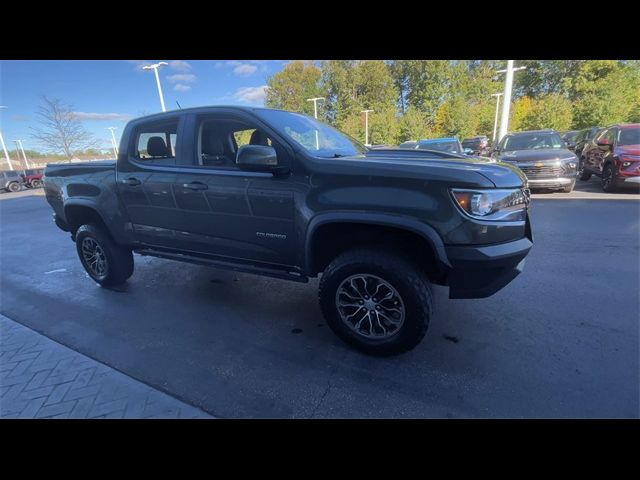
[131,119,180,166]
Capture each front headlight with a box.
[450,188,529,222]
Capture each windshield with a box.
[254,109,366,158]
[563,131,578,142]
[618,128,640,146]
[418,141,462,153]
[503,133,564,151]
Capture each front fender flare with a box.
[303,211,451,275]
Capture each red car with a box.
[579,124,640,192]
[21,168,44,188]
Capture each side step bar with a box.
[135,248,309,283]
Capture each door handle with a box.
[122,177,141,186]
[183,182,208,191]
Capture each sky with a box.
[0,60,289,153]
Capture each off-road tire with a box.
[75,223,134,287]
[319,248,433,356]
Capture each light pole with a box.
[306,97,325,119]
[496,61,526,142]
[107,127,118,159]
[0,106,13,170]
[14,140,29,168]
[307,97,325,150]
[490,93,503,143]
[142,62,169,112]
[361,109,374,146]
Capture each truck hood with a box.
[310,148,527,188]
[498,148,577,164]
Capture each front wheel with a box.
[601,164,617,193]
[75,223,134,287]
[319,248,432,356]
[562,180,576,193]
[31,179,43,188]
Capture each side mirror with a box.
[597,138,611,147]
[236,144,279,172]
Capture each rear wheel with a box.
[319,248,432,356]
[7,182,21,193]
[601,164,617,193]
[31,179,43,188]
[578,159,591,181]
[75,223,134,287]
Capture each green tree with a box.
[518,94,573,131]
[433,97,479,139]
[265,61,323,117]
[398,107,431,142]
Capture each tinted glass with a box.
[132,120,179,165]
[255,109,365,158]
[418,141,462,153]
[618,128,640,146]
[503,133,564,151]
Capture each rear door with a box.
[116,115,189,249]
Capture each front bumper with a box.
[445,216,533,299]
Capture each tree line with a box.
[265,60,640,145]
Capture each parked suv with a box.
[574,126,604,160]
[1,170,24,192]
[21,168,44,188]
[462,136,490,156]
[579,124,640,192]
[44,106,533,356]
[491,129,578,192]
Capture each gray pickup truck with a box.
[44,106,533,355]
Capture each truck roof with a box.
[126,105,292,123]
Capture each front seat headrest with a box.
[147,136,168,157]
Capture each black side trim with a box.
[136,248,309,283]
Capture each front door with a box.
[170,113,298,268]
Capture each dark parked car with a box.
[561,130,580,151]
[21,168,44,188]
[491,129,578,193]
[574,126,604,160]
[44,106,532,356]
[416,137,464,154]
[1,170,24,192]
[462,136,490,156]
[579,124,640,192]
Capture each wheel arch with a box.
[304,212,451,280]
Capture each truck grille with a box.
[519,165,563,178]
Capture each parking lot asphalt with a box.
[1,186,638,418]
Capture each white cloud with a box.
[166,73,197,84]
[71,112,133,121]
[216,61,261,76]
[169,60,191,72]
[233,85,268,104]
[174,83,191,92]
